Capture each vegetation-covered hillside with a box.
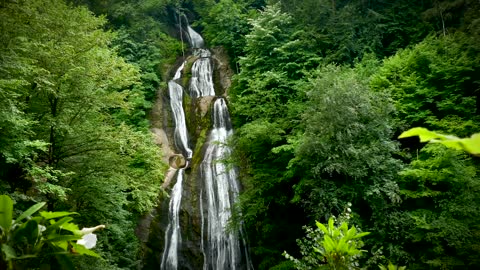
[1,0,479,269]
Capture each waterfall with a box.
[190,50,215,98]
[201,98,247,270]
[187,26,204,49]
[158,25,252,270]
[161,61,191,270]
[160,169,185,270]
[168,62,192,159]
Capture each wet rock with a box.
[169,154,186,169]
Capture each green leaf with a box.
[351,231,371,239]
[71,243,101,257]
[52,241,68,251]
[0,195,13,232]
[398,127,450,142]
[13,219,39,245]
[40,211,78,220]
[399,127,480,155]
[47,235,81,242]
[328,217,334,232]
[15,202,46,224]
[44,217,74,234]
[323,235,335,252]
[337,238,347,252]
[346,227,357,239]
[458,133,480,155]
[58,222,80,234]
[1,244,17,260]
[316,221,328,234]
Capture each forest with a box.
[1,0,479,269]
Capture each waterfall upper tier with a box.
[187,26,204,48]
[190,53,215,97]
[168,63,192,159]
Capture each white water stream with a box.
[160,169,185,270]
[201,98,249,269]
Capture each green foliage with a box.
[0,195,100,270]
[75,0,183,129]
[379,262,406,270]
[285,214,370,270]
[197,0,480,269]
[292,63,401,220]
[198,0,252,65]
[371,34,480,136]
[397,144,480,268]
[272,0,434,63]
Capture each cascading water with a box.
[157,24,252,270]
[201,98,251,270]
[187,26,204,49]
[190,50,215,98]
[161,169,185,270]
[161,61,191,270]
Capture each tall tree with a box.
[0,0,166,267]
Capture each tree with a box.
[0,1,166,268]
[396,144,480,268]
[199,0,252,66]
[291,62,401,219]
[370,34,480,137]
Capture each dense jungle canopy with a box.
[1,0,479,269]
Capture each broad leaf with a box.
[1,244,17,260]
[13,219,39,245]
[71,243,101,257]
[399,127,480,155]
[47,235,82,242]
[316,221,328,234]
[458,133,480,155]
[40,211,78,220]
[15,202,46,224]
[45,217,74,234]
[398,127,450,142]
[0,195,13,232]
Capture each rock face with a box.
[140,43,248,270]
[211,46,234,96]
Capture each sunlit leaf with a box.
[398,127,451,142]
[40,211,78,220]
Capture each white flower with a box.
[77,225,105,249]
[77,233,97,249]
